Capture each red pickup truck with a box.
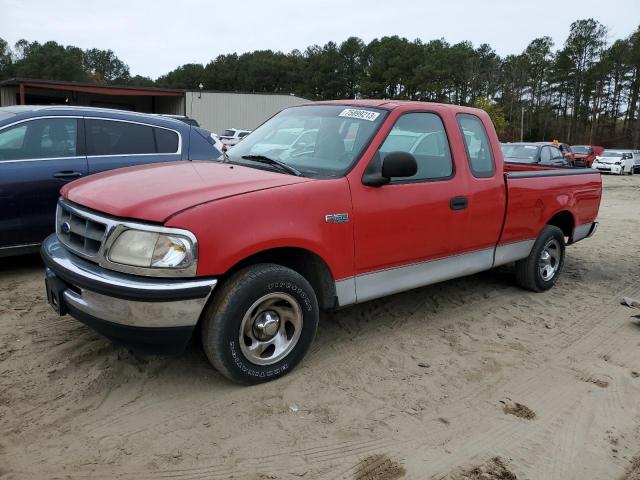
[41,100,602,384]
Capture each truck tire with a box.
[514,225,565,292]
[201,263,319,384]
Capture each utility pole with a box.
[520,105,524,142]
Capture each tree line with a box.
[1,18,639,147]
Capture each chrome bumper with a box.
[570,221,598,244]
[41,235,217,350]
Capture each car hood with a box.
[597,157,623,164]
[62,161,312,223]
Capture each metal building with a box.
[0,78,309,136]
[0,78,185,114]
[186,91,308,135]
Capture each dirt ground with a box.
[1,174,639,480]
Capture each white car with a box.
[210,133,225,155]
[220,128,252,147]
[592,150,635,175]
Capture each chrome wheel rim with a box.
[539,238,561,281]
[239,292,303,366]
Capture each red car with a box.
[571,145,604,167]
[41,100,602,384]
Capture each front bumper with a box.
[41,234,217,353]
[593,163,623,174]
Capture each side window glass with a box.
[39,119,78,158]
[154,128,179,153]
[86,119,155,155]
[540,147,552,163]
[0,124,28,160]
[457,114,495,177]
[378,112,453,181]
[551,147,564,160]
[0,118,77,161]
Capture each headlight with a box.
[108,229,196,270]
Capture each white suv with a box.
[220,128,251,147]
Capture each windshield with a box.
[571,146,590,154]
[601,150,623,158]
[500,144,539,163]
[222,129,235,137]
[227,104,387,177]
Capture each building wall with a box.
[1,86,19,106]
[185,91,308,135]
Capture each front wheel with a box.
[514,225,566,292]
[201,264,319,384]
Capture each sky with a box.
[1,0,639,79]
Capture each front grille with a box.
[57,202,108,259]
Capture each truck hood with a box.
[62,161,312,223]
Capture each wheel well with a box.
[225,247,337,310]
[547,211,574,238]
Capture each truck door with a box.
[349,111,478,302]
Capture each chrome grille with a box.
[56,201,108,259]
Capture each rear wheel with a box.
[515,225,565,292]
[201,263,319,384]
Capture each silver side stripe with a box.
[335,239,536,307]
[493,239,535,267]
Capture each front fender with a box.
[165,178,354,280]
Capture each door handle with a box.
[450,196,468,211]
[53,171,83,180]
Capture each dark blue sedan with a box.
[0,106,221,257]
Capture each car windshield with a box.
[222,129,235,137]
[500,144,540,163]
[601,150,623,158]
[571,146,590,154]
[227,104,387,177]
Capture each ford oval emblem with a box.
[61,221,71,234]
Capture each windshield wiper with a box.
[241,155,302,176]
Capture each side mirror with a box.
[381,151,418,178]
[362,151,417,187]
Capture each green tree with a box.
[156,63,205,89]
[0,37,13,80]
[83,48,130,83]
[13,41,87,82]
[473,97,508,136]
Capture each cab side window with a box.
[0,118,78,161]
[378,112,453,181]
[457,114,494,178]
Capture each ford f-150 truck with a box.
[41,100,602,384]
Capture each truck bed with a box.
[500,164,602,246]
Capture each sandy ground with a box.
[1,174,640,480]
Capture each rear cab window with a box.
[457,114,495,178]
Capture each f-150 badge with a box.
[325,213,349,224]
